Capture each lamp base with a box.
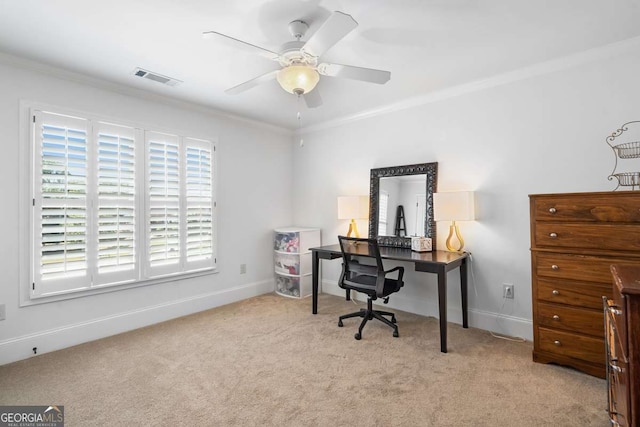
[445,221,465,253]
[347,219,360,238]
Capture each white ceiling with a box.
[1,0,640,130]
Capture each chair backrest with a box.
[337,236,386,296]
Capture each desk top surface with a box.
[310,244,468,265]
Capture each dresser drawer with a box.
[609,361,631,427]
[537,302,603,337]
[532,193,640,222]
[537,278,610,309]
[538,327,605,365]
[534,222,640,251]
[534,252,633,283]
[606,300,631,426]
[610,268,631,361]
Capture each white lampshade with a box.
[434,191,476,221]
[277,65,320,94]
[337,196,369,220]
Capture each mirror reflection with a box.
[377,175,427,237]
[368,162,437,248]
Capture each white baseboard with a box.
[0,279,274,366]
[321,280,532,341]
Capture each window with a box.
[378,191,389,236]
[415,194,426,237]
[31,109,216,299]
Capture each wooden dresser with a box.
[606,265,640,427]
[529,191,640,378]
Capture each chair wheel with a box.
[393,330,399,338]
[338,320,343,327]
[354,333,361,340]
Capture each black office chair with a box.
[337,236,404,340]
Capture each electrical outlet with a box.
[240,264,247,274]
[0,304,5,321]
[503,284,514,299]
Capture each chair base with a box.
[338,298,399,339]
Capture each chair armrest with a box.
[384,266,404,281]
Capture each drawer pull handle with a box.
[549,232,558,238]
[552,315,560,320]
[549,207,557,214]
[609,307,623,316]
[551,265,559,270]
[554,340,561,346]
[610,363,623,373]
[552,290,560,295]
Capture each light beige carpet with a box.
[0,293,606,426]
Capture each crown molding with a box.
[0,51,292,136]
[4,32,640,139]
[299,35,640,135]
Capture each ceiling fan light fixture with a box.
[276,65,319,94]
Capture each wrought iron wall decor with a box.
[368,162,438,248]
[607,121,640,190]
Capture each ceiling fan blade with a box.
[301,11,358,58]
[202,31,280,61]
[225,70,279,95]
[318,63,391,84]
[303,88,323,108]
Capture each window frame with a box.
[21,102,218,305]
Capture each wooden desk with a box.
[310,244,469,353]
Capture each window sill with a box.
[21,267,218,307]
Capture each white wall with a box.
[0,57,293,364]
[3,39,639,363]
[292,42,640,340]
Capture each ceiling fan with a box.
[202,11,391,108]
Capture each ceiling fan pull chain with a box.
[297,95,304,147]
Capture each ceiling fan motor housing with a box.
[278,41,317,67]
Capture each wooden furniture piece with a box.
[310,244,468,352]
[274,227,320,298]
[337,236,405,340]
[605,265,640,427]
[529,191,640,378]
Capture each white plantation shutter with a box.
[415,194,426,237]
[378,191,389,236]
[34,111,90,295]
[146,131,181,275]
[30,106,217,300]
[95,122,138,284]
[185,138,214,268]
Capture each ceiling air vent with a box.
[132,68,182,87]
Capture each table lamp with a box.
[434,191,476,252]
[338,196,369,238]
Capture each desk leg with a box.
[437,267,447,353]
[312,251,319,314]
[461,258,468,329]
